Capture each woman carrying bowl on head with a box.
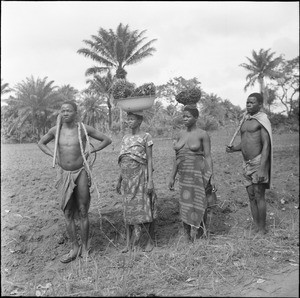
[168,88,216,242]
[116,111,157,252]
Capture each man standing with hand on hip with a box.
[38,101,112,262]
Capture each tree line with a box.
[1,23,299,143]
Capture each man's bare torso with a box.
[240,118,263,161]
[58,125,86,171]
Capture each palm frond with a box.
[78,23,157,79]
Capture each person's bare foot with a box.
[144,240,154,252]
[80,246,90,260]
[60,245,81,263]
[183,232,192,243]
[250,226,259,235]
[258,228,268,235]
[121,246,130,253]
[132,245,140,252]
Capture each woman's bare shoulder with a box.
[195,128,208,137]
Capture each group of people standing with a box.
[37,91,272,264]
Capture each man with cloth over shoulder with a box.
[226,93,273,235]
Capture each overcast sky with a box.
[1,1,299,109]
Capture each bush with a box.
[112,81,156,99]
[175,87,202,105]
[269,113,299,133]
[198,115,219,131]
[132,83,156,97]
[112,80,136,99]
[110,121,121,134]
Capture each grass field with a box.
[1,129,299,296]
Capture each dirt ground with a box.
[1,131,299,297]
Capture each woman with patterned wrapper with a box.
[116,111,157,252]
[168,88,216,242]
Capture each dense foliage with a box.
[112,80,136,99]
[240,48,283,108]
[112,81,156,99]
[1,46,299,143]
[175,87,202,105]
[77,23,157,79]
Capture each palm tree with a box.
[78,23,157,133]
[1,80,13,107]
[1,79,12,96]
[239,48,283,108]
[77,23,157,79]
[57,84,78,102]
[86,71,115,129]
[6,76,61,139]
[79,92,108,130]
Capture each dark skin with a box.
[116,114,155,252]
[226,96,271,234]
[168,110,215,242]
[38,104,112,261]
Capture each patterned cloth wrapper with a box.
[176,147,212,228]
[118,132,153,165]
[118,133,157,225]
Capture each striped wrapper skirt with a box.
[176,147,212,228]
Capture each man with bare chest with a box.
[226,93,273,235]
[38,101,112,262]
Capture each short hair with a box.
[62,101,77,112]
[183,105,199,119]
[248,93,263,105]
[127,112,143,122]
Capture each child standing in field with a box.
[38,101,112,262]
[226,93,273,235]
[116,111,157,252]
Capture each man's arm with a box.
[85,125,112,152]
[226,142,242,153]
[257,126,271,182]
[37,127,56,158]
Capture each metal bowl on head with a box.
[116,96,156,112]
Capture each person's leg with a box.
[183,222,191,242]
[254,184,267,234]
[132,224,142,250]
[144,221,155,252]
[196,209,208,239]
[75,170,91,258]
[61,197,81,263]
[122,224,132,253]
[246,185,259,231]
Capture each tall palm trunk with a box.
[107,94,113,130]
[119,108,123,134]
[258,75,268,110]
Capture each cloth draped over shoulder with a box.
[55,166,91,213]
[247,111,273,189]
[176,147,212,228]
[118,133,157,225]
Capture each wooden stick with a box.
[228,113,247,147]
[52,114,61,167]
